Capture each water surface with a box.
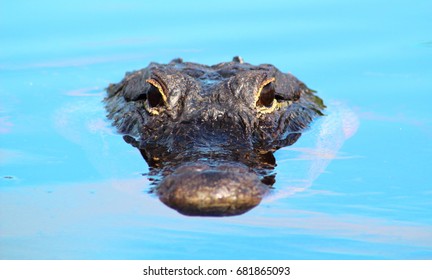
[1,0,431,259]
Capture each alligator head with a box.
[105,57,324,216]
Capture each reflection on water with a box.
[1,0,432,259]
[269,102,359,200]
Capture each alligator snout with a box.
[157,163,268,216]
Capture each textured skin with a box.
[105,57,324,216]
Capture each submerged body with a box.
[105,57,324,216]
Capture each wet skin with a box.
[105,57,324,216]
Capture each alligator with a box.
[104,57,325,216]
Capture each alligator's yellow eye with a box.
[257,79,275,107]
[256,77,278,113]
[145,79,168,114]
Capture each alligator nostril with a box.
[207,108,224,121]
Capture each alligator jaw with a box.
[157,163,268,216]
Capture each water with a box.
[1,0,431,259]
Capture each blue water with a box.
[1,0,431,259]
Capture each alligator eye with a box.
[258,82,275,107]
[256,78,276,109]
[145,79,168,114]
[148,85,164,107]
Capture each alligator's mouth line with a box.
[105,56,324,217]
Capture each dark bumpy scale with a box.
[105,57,325,216]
